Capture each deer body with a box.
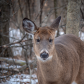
[37,34,84,84]
[22,16,84,84]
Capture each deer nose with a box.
[40,52,49,60]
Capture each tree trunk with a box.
[81,0,84,20]
[0,0,12,57]
[54,0,59,37]
[39,0,44,27]
[66,0,81,36]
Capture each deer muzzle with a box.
[40,51,49,60]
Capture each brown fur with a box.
[35,30,84,84]
[33,27,55,58]
[22,16,84,84]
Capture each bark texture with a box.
[66,0,81,36]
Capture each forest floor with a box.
[0,73,38,84]
[0,57,38,84]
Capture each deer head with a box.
[22,16,61,62]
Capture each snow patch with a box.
[0,74,38,84]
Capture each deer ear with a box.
[50,16,61,30]
[22,18,38,34]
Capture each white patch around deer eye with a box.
[72,81,77,84]
[36,55,52,62]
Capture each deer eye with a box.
[37,39,40,42]
[49,38,53,42]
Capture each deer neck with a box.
[37,47,63,81]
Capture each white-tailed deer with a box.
[22,16,84,84]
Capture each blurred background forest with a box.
[0,0,84,84]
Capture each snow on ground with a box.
[0,60,38,84]
[0,74,38,84]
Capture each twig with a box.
[0,34,32,48]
